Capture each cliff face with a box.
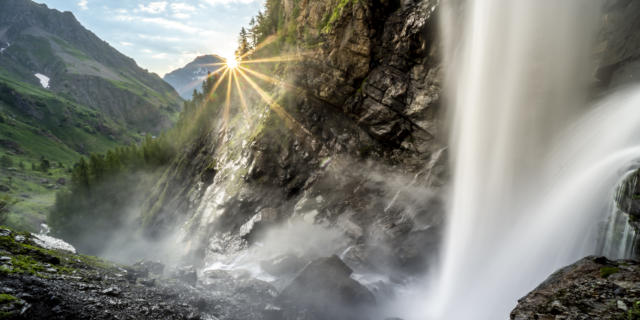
[143,0,446,276]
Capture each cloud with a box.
[77,0,88,10]
[171,3,196,12]
[201,0,262,6]
[138,1,168,14]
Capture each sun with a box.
[226,56,238,69]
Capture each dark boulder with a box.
[276,255,375,320]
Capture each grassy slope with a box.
[0,67,136,232]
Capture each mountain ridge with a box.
[163,54,224,99]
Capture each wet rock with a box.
[133,260,165,276]
[511,256,640,319]
[101,286,121,297]
[139,278,156,287]
[170,266,197,286]
[0,185,10,192]
[277,255,375,319]
[260,254,307,277]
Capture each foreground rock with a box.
[276,255,376,320]
[0,229,381,320]
[511,256,640,320]
[0,228,280,319]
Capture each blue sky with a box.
[36,0,264,76]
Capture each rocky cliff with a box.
[142,0,446,280]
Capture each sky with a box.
[36,0,264,76]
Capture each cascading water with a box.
[600,172,638,259]
[395,1,640,319]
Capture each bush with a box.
[0,155,12,168]
[0,195,14,225]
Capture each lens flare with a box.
[203,48,313,139]
[226,56,239,69]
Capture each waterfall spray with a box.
[396,1,640,319]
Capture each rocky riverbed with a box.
[0,228,390,320]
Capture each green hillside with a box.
[0,0,184,232]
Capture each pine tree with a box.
[249,17,258,48]
[236,27,250,57]
[72,157,90,193]
[39,156,50,172]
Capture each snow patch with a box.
[33,234,76,253]
[34,73,50,89]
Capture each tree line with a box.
[48,134,174,253]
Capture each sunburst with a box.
[199,48,310,137]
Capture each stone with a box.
[277,255,375,319]
[101,287,121,297]
[170,266,197,286]
[133,260,164,276]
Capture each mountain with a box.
[163,55,224,99]
[0,0,182,231]
[0,0,182,134]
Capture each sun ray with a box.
[202,62,228,67]
[205,66,228,79]
[177,67,227,98]
[239,66,304,94]
[207,68,230,100]
[240,54,305,64]
[237,68,312,137]
[222,68,233,132]
[239,34,279,60]
[232,69,250,121]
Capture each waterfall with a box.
[600,172,638,260]
[403,1,640,319]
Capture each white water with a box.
[402,1,640,319]
[601,172,638,259]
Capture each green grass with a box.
[0,294,17,304]
[0,67,137,232]
[600,266,620,278]
[321,0,359,33]
[50,37,90,61]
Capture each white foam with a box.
[0,42,9,54]
[34,73,50,89]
